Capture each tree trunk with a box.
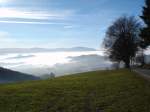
[141,49,145,66]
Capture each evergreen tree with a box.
[140,0,150,48]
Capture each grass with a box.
[0,69,150,112]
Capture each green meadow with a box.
[0,69,150,112]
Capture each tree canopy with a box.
[140,0,150,48]
[103,16,141,68]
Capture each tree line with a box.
[103,0,150,68]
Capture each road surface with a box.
[133,68,150,81]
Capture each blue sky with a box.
[0,0,144,48]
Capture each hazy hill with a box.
[0,69,149,112]
[0,67,40,83]
[0,47,96,54]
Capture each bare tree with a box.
[103,16,141,68]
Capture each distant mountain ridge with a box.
[0,47,97,54]
[0,67,40,83]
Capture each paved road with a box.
[133,68,150,80]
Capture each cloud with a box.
[0,8,74,20]
[0,7,75,24]
[6,54,35,59]
[0,8,49,20]
[0,62,24,66]
[49,55,112,76]
[64,25,74,29]
[12,54,112,76]
[0,0,13,4]
[0,20,67,25]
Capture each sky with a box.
[0,0,144,49]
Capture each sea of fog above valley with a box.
[0,47,150,77]
[0,47,110,76]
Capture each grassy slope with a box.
[0,67,40,83]
[0,69,150,112]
